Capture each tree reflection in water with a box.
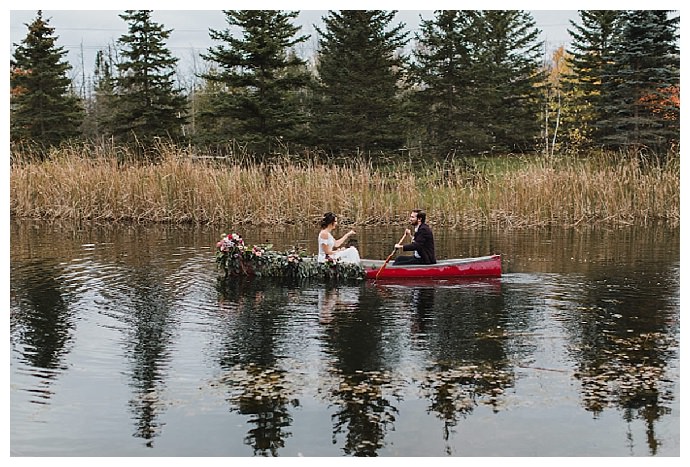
[562,270,679,455]
[120,268,175,448]
[329,369,399,456]
[318,286,402,456]
[420,363,514,445]
[10,259,76,404]
[215,278,298,456]
[219,364,297,456]
[573,330,676,455]
[9,222,680,456]
[407,283,517,453]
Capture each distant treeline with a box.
[10,10,679,160]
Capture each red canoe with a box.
[362,254,502,279]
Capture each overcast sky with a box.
[6,1,681,83]
[8,4,584,80]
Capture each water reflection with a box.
[219,363,297,456]
[314,280,522,456]
[215,278,298,456]
[327,368,399,456]
[373,279,518,452]
[319,286,393,373]
[558,269,679,455]
[90,244,179,448]
[316,285,402,456]
[10,259,76,403]
[420,362,514,454]
[9,221,680,456]
[120,267,175,447]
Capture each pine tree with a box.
[112,10,187,147]
[200,10,312,155]
[603,10,679,152]
[313,10,409,155]
[474,10,544,153]
[10,10,83,150]
[566,10,625,146]
[410,10,483,155]
[411,10,543,155]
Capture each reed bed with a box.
[9,145,679,227]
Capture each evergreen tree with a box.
[474,10,544,153]
[410,10,482,155]
[313,10,409,154]
[566,10,625,146]
[191,66,241,149]
[603,10,679,152]
[113,10,187,147]
[411,10,543,155]
[10,10,83,150]
[200,10,312,154]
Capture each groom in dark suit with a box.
[393,209,436,265]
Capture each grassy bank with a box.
[9,145,679,227]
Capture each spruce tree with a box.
[113,10,187,147]
[190,67,240,149]
[566,10,625,146]
[411,10,543,155]
[10,10,83,150]
[603,10,679,152]
[200,10,312,155]
[410,10,483,155]
[313,10,409,155]
[474,10,544,153]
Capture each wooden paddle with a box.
[375,231,409,280]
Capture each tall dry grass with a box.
[9,144,679,227]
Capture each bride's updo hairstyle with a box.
[320,212,337,229]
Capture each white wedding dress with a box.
[317,232,361,264]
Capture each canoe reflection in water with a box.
[371,277,503,340]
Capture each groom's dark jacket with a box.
[402,223,436,264]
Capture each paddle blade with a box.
[375,250,396,280]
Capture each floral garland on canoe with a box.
[215,232,365,281]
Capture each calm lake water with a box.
[9,220,680,456]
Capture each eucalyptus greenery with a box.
[215,243,365,281]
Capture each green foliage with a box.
[410,10,544,156]
[409,11,481,155]
[190,70,241,149]
[566,11,624,146]
[313,10,409,154]
[567,10,679,153]
[602,10,680,152]
[477,11,544,152]
[215,236,365,282]
[10,10,84,151]
[10,10,681,158]
[112,10,188,147]
[199,10,313,154]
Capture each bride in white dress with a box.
[317,212,361,264]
